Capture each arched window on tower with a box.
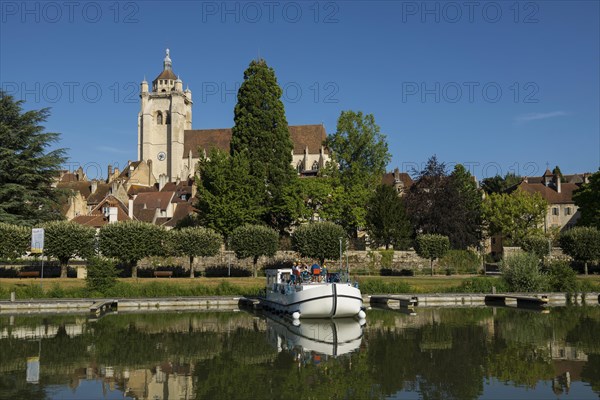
[156,111,163,125]
[165,111,171,125]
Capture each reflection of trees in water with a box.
[2,308,600,399]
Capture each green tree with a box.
[0,91,68,225]
[482,190,548,245]
[98,221,166,278]
[481,172,522,194]
[85,257,118,294]
[552,165,566,183]
[405,158,483,249]
[196,148,263,240]
[325,110,391,236]
[521,235,551,261]
[559,226,600,275]
[170,227,222,278]
[44,221,96,278]
[292,222,347,266]
[230,59,296,232]
[573,169,600,229]
[414,234,450,276]
[365,184,412,250]
[501,252,548,292]
[0,223,30,260]
[230,224,279,278]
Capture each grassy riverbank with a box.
[1,275,600,300]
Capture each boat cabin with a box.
[266,269,292,287]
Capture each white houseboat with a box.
[263,268,365,320]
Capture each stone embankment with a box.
[1,293,598,314]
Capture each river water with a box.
[1,306,599,399]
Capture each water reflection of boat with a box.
[263,269,365,319]
[265,312,364,357]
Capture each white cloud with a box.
[515,111,569,123]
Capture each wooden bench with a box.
[153,271,173,278]
[17,271,40,278]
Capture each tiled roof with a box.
[183,125,328,158]
[163,202,194,228]
[289,125,328,155]
[118,161,143,179]
[133,191,174,210]
[154,69,178,82]
[382,171,413,188]
[72,214,108,228]
[184,129,232,158]
[543,168,554,177]
[509,182,580,204]
[57,181,92,199]
[128,184,158,196]
[86,183,110,204]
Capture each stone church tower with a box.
[138,49,192,182]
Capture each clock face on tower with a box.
[157,151,166,161]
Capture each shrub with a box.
[359,279,411,294]
[545,260,578,293]
[501,252,548,292]
[521,235,550,260]
[453,277,508,293]
[379,250,394,269]
[86,257,118,294]
[439,250,480,274]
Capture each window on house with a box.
[552,207,559,216]
[296,161,303,173]
[312,161,319,170]
[156,112,163,125]
[565,207,571,216]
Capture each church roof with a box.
[506,182,580,205]
[183,125,328,158]
[154,69,177,82]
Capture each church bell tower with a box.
[138,49,193,182]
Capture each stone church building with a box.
[138,49,330,183]
[58,50,332,228]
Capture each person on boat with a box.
[311,262,321,282]
[291,261,301,284]
[320,263,327,282]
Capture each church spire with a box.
[164,48,172,71]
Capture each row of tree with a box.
[0,220,352,278]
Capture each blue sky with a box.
[1,0,599,180]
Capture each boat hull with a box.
[264,283,363,318]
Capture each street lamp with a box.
[339,237,343,271]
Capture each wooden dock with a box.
[238,297,262,311]
[485,294,548,307]
[89,300,118,317]
[370,295,418,308]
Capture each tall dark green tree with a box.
[325,111,391,236]
[0,91,68,225]
[481,172,521,195]
[405,157,483,249]
[195,148,263,240]
[230,59,296,232]
[365,184,412,250]
[573,169,600,229]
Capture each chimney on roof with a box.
[554,172,561,193]
[584,173,590,184]
[523,177,529,184]
[91,180,98,194]
[159,174,167,191]
[108,165,113,181]
[393,168,400,183]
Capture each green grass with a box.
[2,274,600,299]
